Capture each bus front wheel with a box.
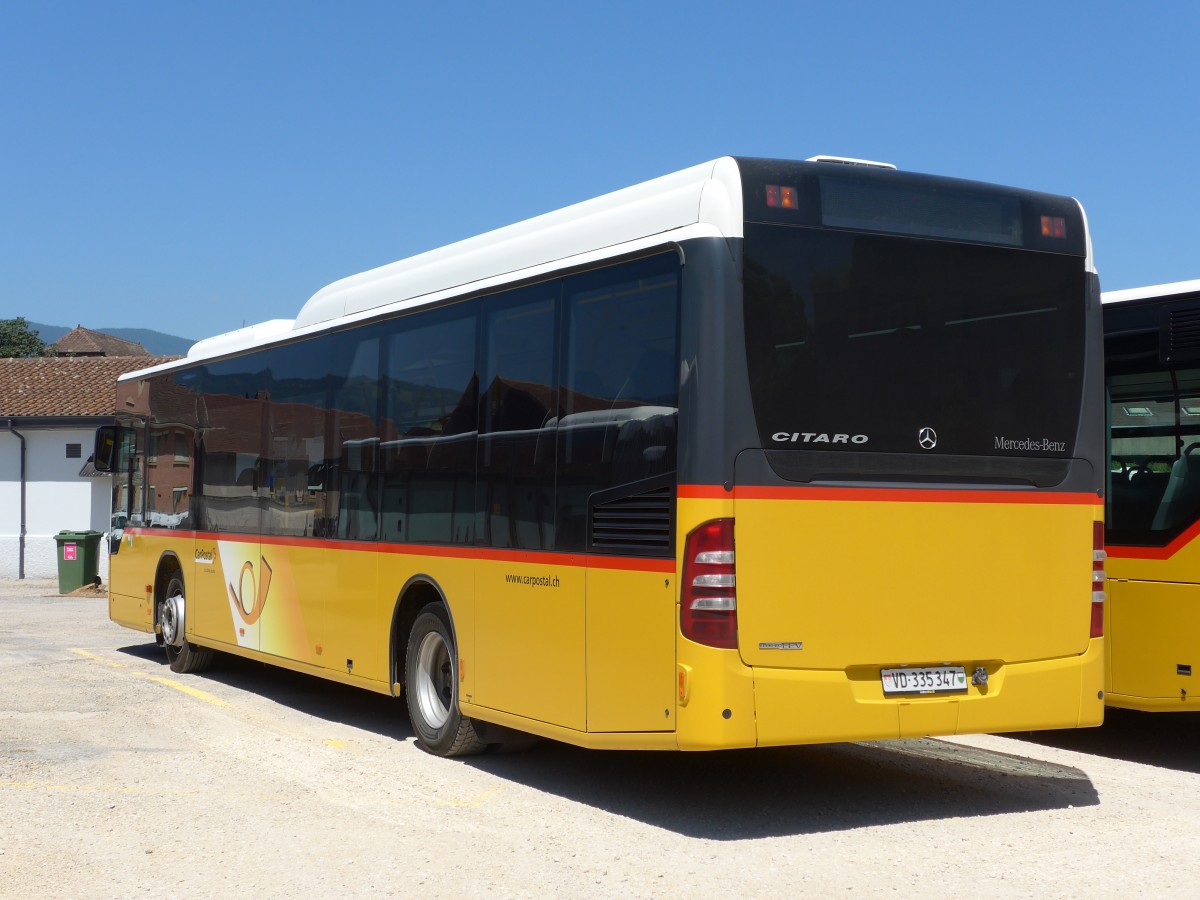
[405,603,485,757]
[161,573,214,675]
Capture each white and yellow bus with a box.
[95,156,1106,756]
[1103,279,1200,711]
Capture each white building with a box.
[0,354,173,582]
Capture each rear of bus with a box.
[673,158,1105,748]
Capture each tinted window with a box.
[263,340,330,537]
[557,254,679,551]
[381,305,478,544]
[329,328,382,540]
[145,375,200,529]
[478,285,558,549]
[743,224,1085,464]
[110,424,145,529]
[185,358,267,534]
[1106,301,1200,545]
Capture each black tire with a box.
[162,573,214,675]
[405,603,485,757]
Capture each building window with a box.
[66,443,82,459]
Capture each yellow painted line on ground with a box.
[71,648,232,708]
[70,648,129,669]
[134,674,233,708]
[0,779,498,809]
[0,781,289,802]
[435,787,500,808]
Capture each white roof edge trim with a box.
[1074,198,1096,275]
[114,224,727,384]
[186,319,296,360]
[1102,278,1200,305]
[294,157,743,330]
[806,155,898,170]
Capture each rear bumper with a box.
[751,638,1105,746]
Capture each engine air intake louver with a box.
[589,478,675,556]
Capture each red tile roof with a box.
[0,356,177,417]
[52,326,151,357]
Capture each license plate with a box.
[881,666,968,695]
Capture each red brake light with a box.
[1091,520,1106,638]
[681,519,737,649]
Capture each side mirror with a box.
[94,426,119,473]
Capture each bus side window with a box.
[477,288,557,550]
[381,307,479,545]
[556,254,680,553]
[329,329,382,541]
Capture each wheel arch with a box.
[152,551,186,641]
[388,574,457,698]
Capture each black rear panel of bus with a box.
[735,158,1092,487]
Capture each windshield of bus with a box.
[742,223,1086,479]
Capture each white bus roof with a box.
[293,157,744,330]
[1103,278,1200,305]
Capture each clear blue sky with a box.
[3,2,1197,342]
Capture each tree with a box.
[0,318,53,358]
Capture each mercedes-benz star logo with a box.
[918,426,938,450]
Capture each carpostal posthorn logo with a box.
[228,555,272,625]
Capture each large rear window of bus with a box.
[742,224,1086,463]
[820,177,1023,247]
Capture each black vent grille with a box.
[589,480,675,556]
[1161,300,1200,365]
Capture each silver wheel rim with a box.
[162,594,182,647]
[414,629,452,730]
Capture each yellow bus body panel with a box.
[584,564,676,733]
[1107,535,1200,711]
[733,490,1096,669]
[108,530,171,634]
[753,637,1103,745]
[472,556,586,732]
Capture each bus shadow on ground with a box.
[1012,707,1200,775]
[117,642,1096,840]
[471,738,1097,840]
[116,642,416,743]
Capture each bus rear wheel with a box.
[405,603,485,757]
[161,573,214,675]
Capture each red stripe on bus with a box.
[1107,519,1200,560]
[121,528,674,572]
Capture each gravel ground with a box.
[2,579,1199,898]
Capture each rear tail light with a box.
[681,519,738,649]
[1091,520,1106,638]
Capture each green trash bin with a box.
[54,530,103,594]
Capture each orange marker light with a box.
[1040,215,1067,238]
[676,665,691,705]
[765,184,799,210]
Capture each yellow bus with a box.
[95,156,1106,756]
[1103,279,1200,710]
